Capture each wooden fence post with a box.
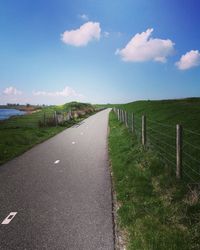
[54,111,57,126]
[125,111,128,127]
[176,124,182,179]
[131,113,134,133]
[69,109,72,120]
[43,112,46,126]
[142,115,146,146]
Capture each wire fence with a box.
[0,108,89,129]
[114,107,200,184]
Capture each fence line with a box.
[113,107,200,184]
[0,110,70,128]
[0,108,100,129]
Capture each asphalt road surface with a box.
[0,109,114,250]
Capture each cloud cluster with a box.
[175,50,200,70]
[61,22,101,47]
[33,86,83,98]
[3,86,22,95]
[58,20,199,71]
[116,28,175,63]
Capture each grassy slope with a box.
[109,111,200,250]
[0,102,94,165]
[109,99,200,249]
[120,98,200,131]
[0,126,68,165]
[116,98,200,183]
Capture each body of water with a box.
[0,109,26,120]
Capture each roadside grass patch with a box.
[0,101,97,165]
[0,127,65,165]
[109,111,200,250]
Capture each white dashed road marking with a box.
[54,160,60,164]
[72,141,75,144]
[80,132,83,135]
[1,212,17,225]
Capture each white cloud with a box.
[61,22,101,47]
[78,14,89,21]
[116,28,175,63]
[33,86,83,98]
[104,31,110,38]
[175,50,200,70]
[3,86,22,95]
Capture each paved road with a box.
[0,109,114,250]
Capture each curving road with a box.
[0,109,114,250]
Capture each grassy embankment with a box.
[109,98,200,250]
[0,102,95,165]
[118,98,200,183]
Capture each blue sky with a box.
[0,0,200,105]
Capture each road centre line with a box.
[54,160,60,164]
[1,212,17,225]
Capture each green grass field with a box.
[109,98,200,249]
[0,126,66,165]
[109,110,200,250]
[0,102,95,165]
[115,98,200,183]
[119,98,200,131]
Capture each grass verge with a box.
[0,126,65,165]
[0,117,88,165]
[109,111,200,250]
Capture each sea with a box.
[0,109,26,120]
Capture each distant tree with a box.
[7,103,17,106]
